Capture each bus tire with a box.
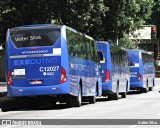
[121,92,126,98]
[89,96,96,104]
[149,87,153,91]
[122,83,128,98]
[1,107,12,112]
[108,95,113,101]
[113,86,119,100]
[74,86,82,107]
[144,88,148,93]
[140,88,147,93]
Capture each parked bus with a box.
[96,41,130,100]
[5,24,102,107]
[128,50,155,93]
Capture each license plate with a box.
[30,80,42,84]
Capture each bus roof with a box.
[9,24,94,41]
[65,26,94,41]
[96,41,109,44]
[10,24,62,30]
[127,49,153,55]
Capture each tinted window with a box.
[110,46,128,67]
[111,45,121,66]
[67,29,98,62]
[10,27,60,48]
[142,53,154,64]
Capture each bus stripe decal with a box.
[9,54,61,59]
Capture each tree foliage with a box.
[0,0,157,48]
[149,0,160,37]
[102,0,154,41]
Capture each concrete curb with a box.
[0,82,6,84]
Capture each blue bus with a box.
[128,50,155,93]
[96,41,130,100]
[5,24,102,107]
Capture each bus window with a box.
[98,51,103,61]
[10,28,60,48]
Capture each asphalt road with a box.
[0,78,160,128]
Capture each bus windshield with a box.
[10,27,60,48]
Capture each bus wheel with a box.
[121,92,126,98]
[113,87,119,100]
[108,95,113,101]
[140,88,147,93]
[1,108,9,112]
[149,87,153,91]
[122,84,128,98]
[89,96,96,104]
[74,86,82,107]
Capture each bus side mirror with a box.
[98,51,103,61]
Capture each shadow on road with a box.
[0,90,148,112]
[96,96,123,102]
[25,102,89,111]
[96,90,145,102]
[0,98,90,112]
[127,90,142,95]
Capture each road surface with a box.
[0,78,160,128]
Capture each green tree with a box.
[0,0,56,44]
[149,0,160,38]
[102,0,154,42]
[119,34,137,49]
[0,0,106,44]
[52,0,107,40]
[0,0,155,46]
